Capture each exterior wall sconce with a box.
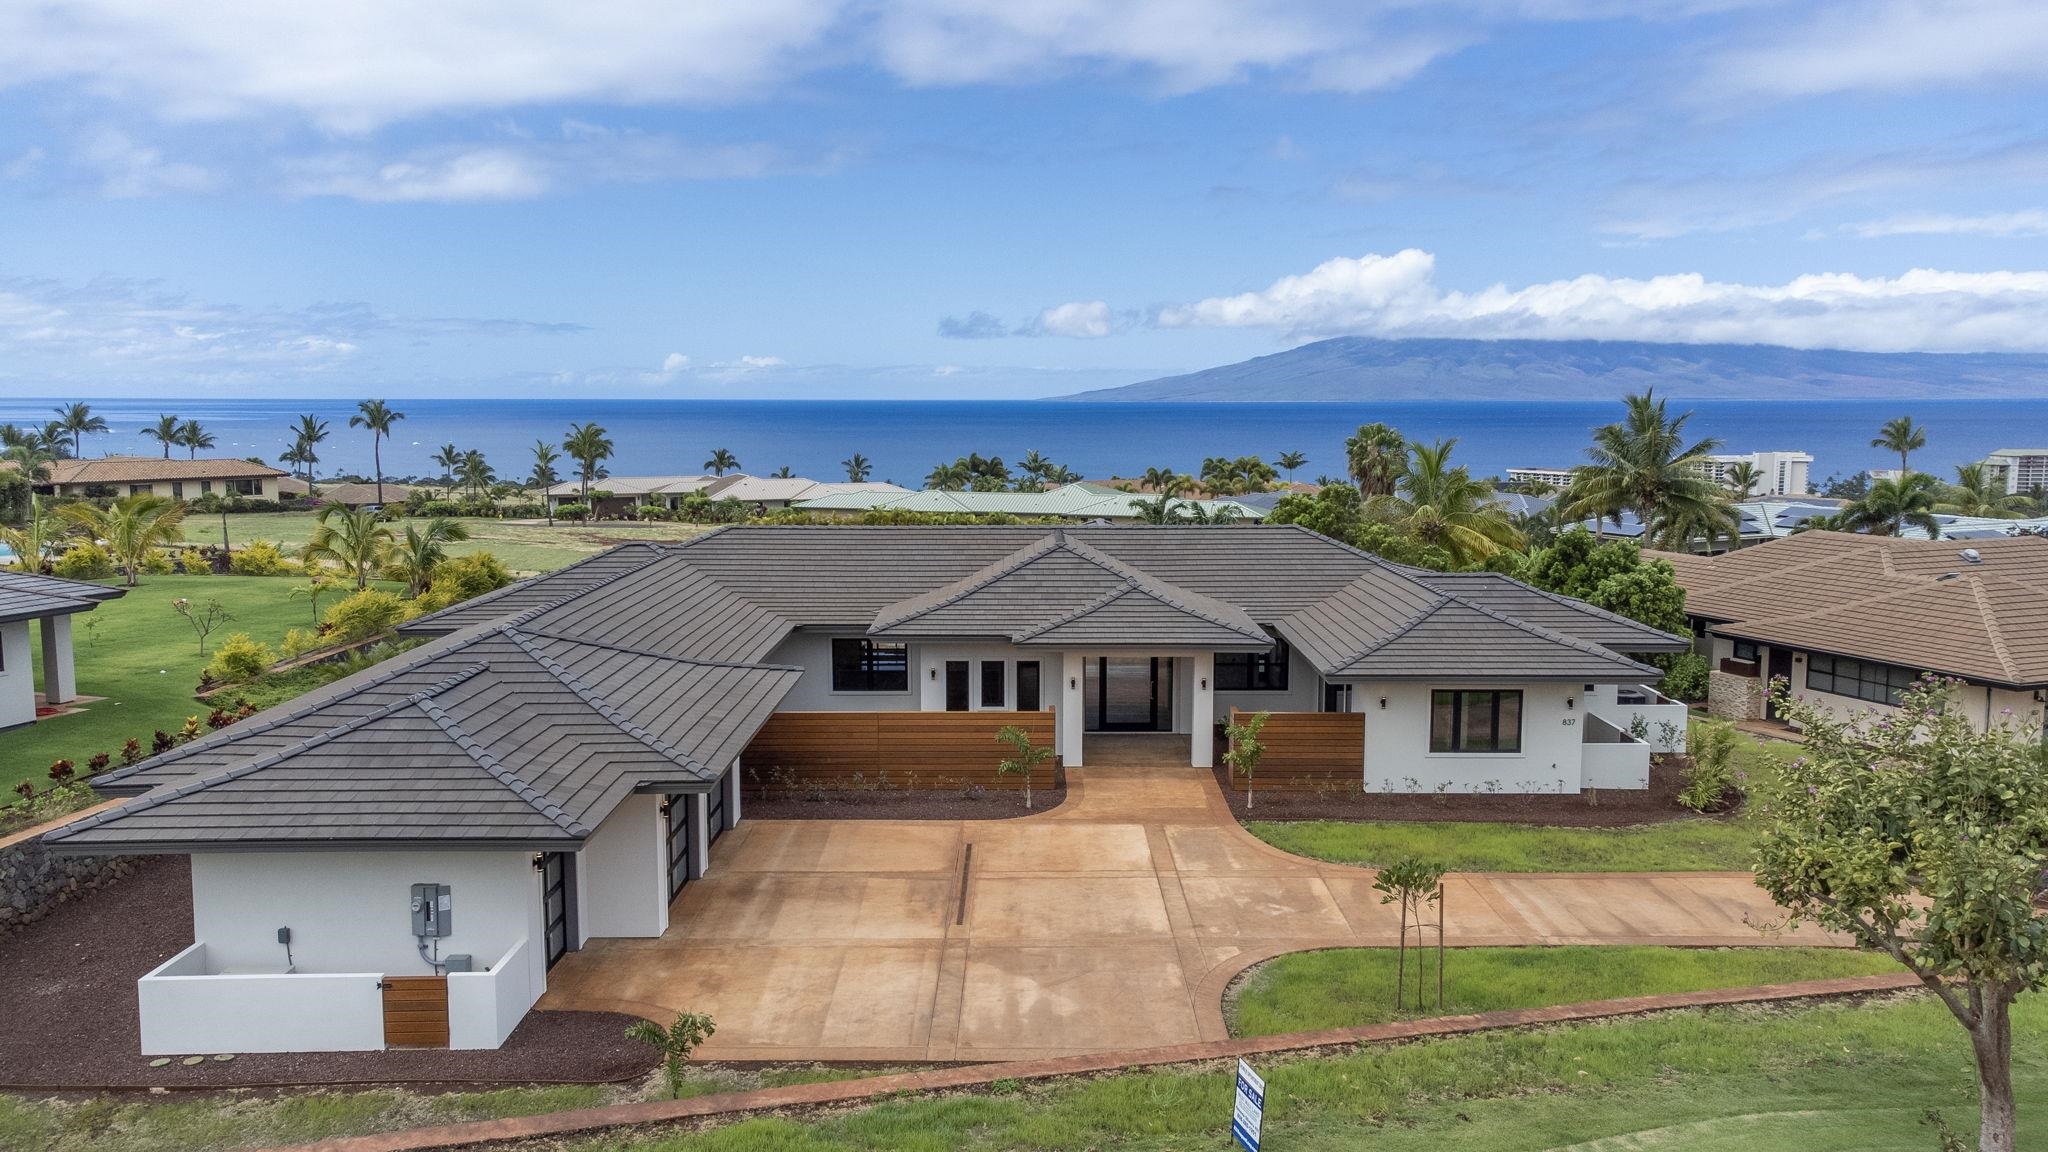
[929,667,937,680]
[1567,697,1575,710]
[1199,677,1208,690]
[1378,696,1388,710]
[1069,677,1078,689]
[531,853,547,872]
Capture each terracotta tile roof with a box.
[41,455,287,484]
[1658,531,2048,686]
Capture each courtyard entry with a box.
[1084,656,1174,732]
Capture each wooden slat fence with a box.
[741,710,1058,792]
[1225,708,1363,792]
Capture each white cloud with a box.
[661,352,691,372]
[283,148,549,202]
[1150,249,2048,352]
[77,127,214,197]
[715,355,787,369]
[1846,209,2048,239]
[1023,300,1119,338]
[1706,0,2048,100]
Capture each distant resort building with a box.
[1512,450,1812,497]
[1504,466,1575,489]
[7,456,289,502]
[1984,448,2048,495]
[794,481,1268,521]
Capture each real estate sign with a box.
[1232,1058,1265,1152]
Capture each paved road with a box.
[541,749,1832,1062]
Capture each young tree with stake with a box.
[995,724,1053,810]
[1224,711,1270,809]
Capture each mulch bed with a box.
[0,856,657,1091]
[743,770,1067,821]
[1211,756,1714,827]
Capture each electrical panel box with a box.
[410,883,453,938]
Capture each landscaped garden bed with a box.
[1209,753,1708,825]
[743,768,1068,821]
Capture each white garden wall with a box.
[448,939,538,1049]
[138,943,384,1054]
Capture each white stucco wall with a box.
[575,793,668,943]
[1214,642,1322,718]
[448,938,538,1049]
[189,850,545,991]
[1362,681,1586,794]
[765,630,921,712]
[139,943,385,1054]
[1783,655,2046,738]
[0,619,33,730]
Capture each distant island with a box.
[1064,338,2048,402]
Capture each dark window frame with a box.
[1215,634,1291,692]
[830,638,910,693]
[1016,661,1041,711]
[980,660,1006,708]
[1731,640,1760,664]
[1807,653,1918,706]
[1428,689,1524,754]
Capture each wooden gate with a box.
[380,975,449,1048]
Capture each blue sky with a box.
[2,1,2046,399]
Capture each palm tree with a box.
[36,420,72,459]
[458,449,496,500]
[52,402,108,457]
[1723,461,1763,502]
[1277,451,1307,483]
[1345,423,1406,497]
[562,423,614,504]
[1131,492,1190,524]
[0,495,59,570]
[925,460,970,491]
[771,465,795,478]
[1562,390,1737,551]
[842,453,872,482]
[140,414,182,459]
[704,448,740,475]
[529,440,562,524]
[1141,466,1179,493]
[432,443,464,495]
[175,419,216,459]
[1871,416,1927,476]
[1,436,58,483]
[1937,463,2031,518]
[349,399,405,504]
[1367,439,1524,567]
[289,414,329,491]
[386,518,472,597]
[1842,473,1943,538]
[302,505,395,589]
[56,494,187,586]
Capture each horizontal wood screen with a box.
[1226,708,1363,791]
[381,975,449,1048]
[742,710,1058,791]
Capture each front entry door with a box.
[944,661,970,711]
[1764,649,1794,720]
[1086,657,1172,731]
[540,852,575,968]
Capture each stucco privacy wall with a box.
[576,793,668,943]
[1363,681,1584,794]
[0,619,34,730]
[139,944,385,1054]
[189,850,545,996]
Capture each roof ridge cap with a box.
[502,628,710,779]
[1445,593,1657,669]
[1334,593,1451,669]
[414,688,590,837]
[514,626,801,672]
[869,533,1066,629]
[1966,576,2022,681]
[1034,537,1268,639]
[47,664,492,843]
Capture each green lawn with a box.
[1228,945,1900,1036]
[3,994,2032,1152]
[1247,815,1759,872]
[0,573,395,796]
[224,512,712,575]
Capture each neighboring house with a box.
[795,481,1267,521]
[0,569,125,730]
[1659,531,2048,737]
[542,475,910,516]
[1984,448,2048,495]
[710,477,909,510]
[542,474,723,516]
[314,482,415,508]
[47,524,1686,1056]
[22,456,290,502]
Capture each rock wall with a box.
[1707,670,1765,722]
[0,831,137,932]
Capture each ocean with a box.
[4,397,2042,489]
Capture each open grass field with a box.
[1227,945,1900,1036]
[0,573,397,796]
[0,993,2035,1151]
[224,512,713,575]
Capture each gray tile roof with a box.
[65,523,1674,853]
[0,569,125,624]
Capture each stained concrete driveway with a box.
[541,746,1832,1062]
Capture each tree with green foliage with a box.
[1723,460,1762,501]
[704,447,740,475]
[287,413,330,491]
[139,413,182,459]
[842,452,872,482]
[1372,857,1448,1011]
[433,443,465,493]
[1871,414,1928,476]
[1277,450,1307,482]
[1938,463,2031,519]
[625,1011,717,1099]
[57,493,187,587]
[1754,676,2048,1152]
[349,399,405,504]
[994,724,1054,809]
[1562,390,1737,550]
[175,418,216,459]
[302,504,394,590]
[52,402,108,457]
[1345,422,1407,497]
[1837,472,1943,538]
[386,518,472,597]
[1522,529,1688,635]
[529,440,561,516]
[1224,710,1270,810]
[1,493,56,567]
[1367,438,1522,567]
[563,422,614,505]
[925,459,971,490]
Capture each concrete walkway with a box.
[540,750,1832,1063]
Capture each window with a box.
[1215,634,1290,691]
[1731,640,1759,664]
[1016,661,1041,711]
[1429,690,1523,753]
[227,477,261,496]
[128,484,152,496]
[831,639,909,692]
[170,481,184,500]
[1807,654,1918,706]
[980,661,1006,708]
[199,480,213,495]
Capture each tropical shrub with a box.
[280,627,323,659]
[1677,723,1741,812]
[322,588,408,642]
[1658,651,1709,702]
[554,502,590,522]
[228,539,293,575]
[408,551,515,616]
[176,548,212,575]
[203,633,277,685]
[138,548,176,575]
[52,542,115,580]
